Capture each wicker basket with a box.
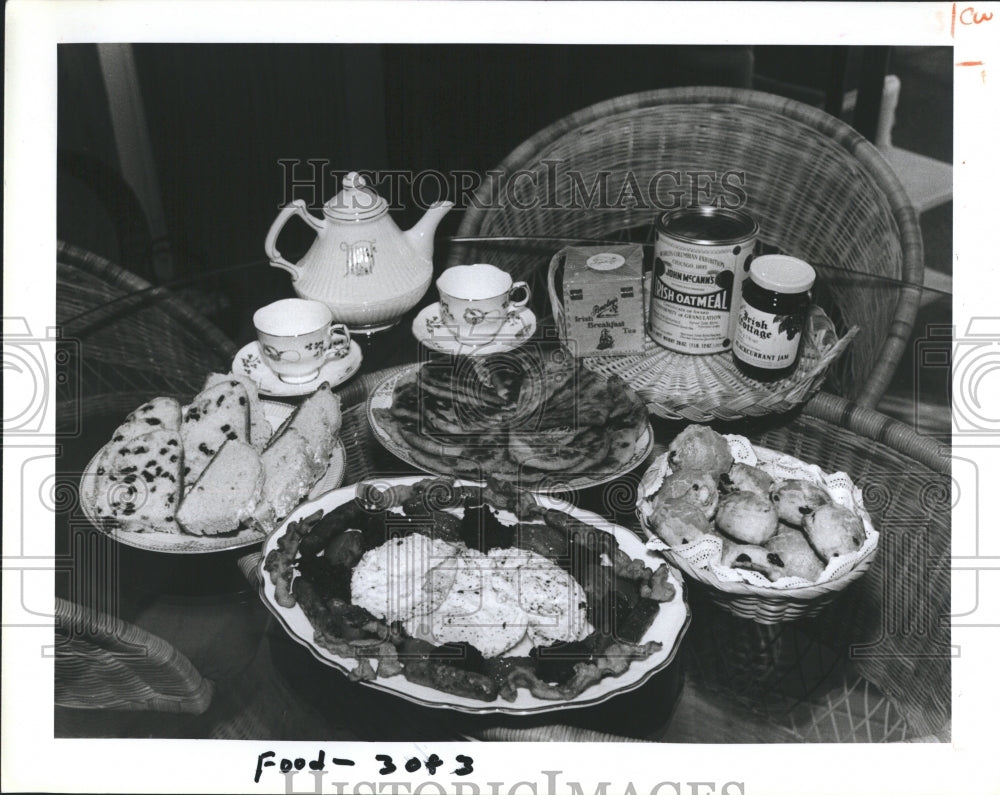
[548,250,859,421]
[637,436,878,623]
[447,86,924,409]
[655,537,876,624]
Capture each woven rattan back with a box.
[730,393,949,740]
[55,596,214,712]
[448,87,924,408]
[57,241,237,428]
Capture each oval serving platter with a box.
[258,475,691,715]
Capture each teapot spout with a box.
[403,200,453,263]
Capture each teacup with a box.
[436,263,531,344]
[253,298,351,383]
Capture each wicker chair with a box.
[699,391,951,742]
[56,240,238,430]
[54,597,214,714]
[55,242,236,725]
[447,87,924,409]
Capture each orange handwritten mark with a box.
[955,60,988,82]
[952,2,994,36]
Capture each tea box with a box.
[560,244,645,357]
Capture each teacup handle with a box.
[323,323,352,360]
[509,281,531,309]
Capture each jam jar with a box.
[732,255,816,381]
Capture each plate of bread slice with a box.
[79,373,345,553]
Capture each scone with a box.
[721,540,786,581]
[719,462,774,499]
[652,470,719,520]
[648,499,712,547]
[765,525,826,581]
[801,503,866,562]
[715,491,779,545]
[770,479,832,526]
[666,424,733,476]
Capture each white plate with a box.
[232,340,362,398]
[258,475,690,715]
[412,302,537,356]
[366,365,655,493]
[79,400,346,554]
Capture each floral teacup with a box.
[253,298,351,383]
[436,264,531,345]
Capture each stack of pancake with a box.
[373,349,648,483]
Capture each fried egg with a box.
[424,549,529,657]
[352,530,593,658]
[487,548,592,648]
[350,533,459,628]
[424,547,592,655]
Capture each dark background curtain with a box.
[59,44,755,281]
[57,44,951,344]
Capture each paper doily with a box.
[636,435,879,589]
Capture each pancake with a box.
[508,425,611,472]
[513,353,577,419]
[599,389,649,473]
[395,421,471,459]
[379,354,649,484]
[419,362,508,409]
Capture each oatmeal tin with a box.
[650,206,759,354]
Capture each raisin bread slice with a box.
[202,372,272,452]
[181,379,251,487]
[109,396,183,443]
[256,427,326,531]
[93,430,184,532]
[176,439,264,536]
[271,382,342,467]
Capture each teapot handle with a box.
[265,199,325,280]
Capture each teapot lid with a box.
[323,172,387,221]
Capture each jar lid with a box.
[323,172,387,221]
[750,255,816,293]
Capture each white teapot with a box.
[265,171,452,332]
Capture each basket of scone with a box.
[636,424,879,623]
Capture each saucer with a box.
[412,302,536,356]
[232,340,363,397]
